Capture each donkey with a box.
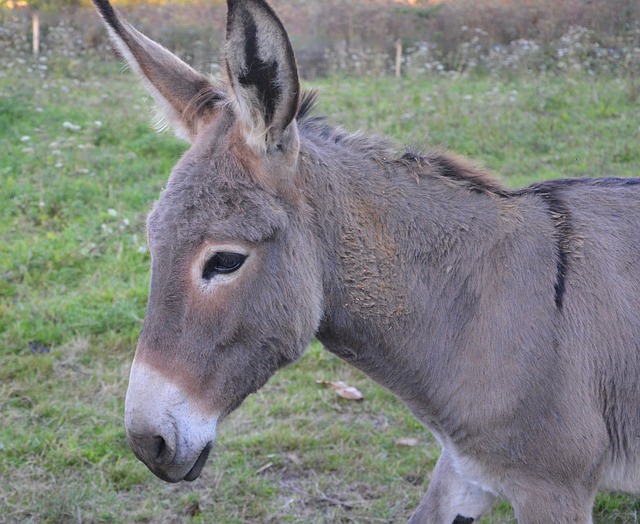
[93,0,640,522]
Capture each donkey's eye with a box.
[202,252,247,279]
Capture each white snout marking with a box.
[125,359,218,480]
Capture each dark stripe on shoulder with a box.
[520,182,573,311]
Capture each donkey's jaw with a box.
[125,360,218,482]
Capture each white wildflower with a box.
[63,121,81,131]
[107,208,117,217]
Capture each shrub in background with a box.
[1,0,639,79]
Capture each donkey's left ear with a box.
[225,0,300,153]
[93,0,224,142]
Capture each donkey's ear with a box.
[93,0,223,142]
[225,0,300,153]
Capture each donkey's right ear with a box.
[93,0,223,142]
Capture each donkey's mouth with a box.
[184,442,212,481]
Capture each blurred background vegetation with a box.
[2,0,639,82]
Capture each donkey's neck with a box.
[299,132,543,428]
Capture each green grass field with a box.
[2,56,640,523]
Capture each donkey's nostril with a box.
[128,431,176,467]
[150,433,177,465]
[153,435,167,460]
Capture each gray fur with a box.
[93,0,640,522]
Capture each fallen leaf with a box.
[333,382,364,400]
[395,438,419,447]
[316,379,364,401]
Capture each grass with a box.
[2,54,640,523]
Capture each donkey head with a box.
[94,0,323,482]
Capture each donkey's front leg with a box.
[409,449,496,524]
[508,482,595,524]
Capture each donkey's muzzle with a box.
[127,428,211,483]
[124,359,219,482]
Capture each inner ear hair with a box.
[224,0,300,152]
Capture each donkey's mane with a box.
[184,86,509,198]
[295,89,510,198]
